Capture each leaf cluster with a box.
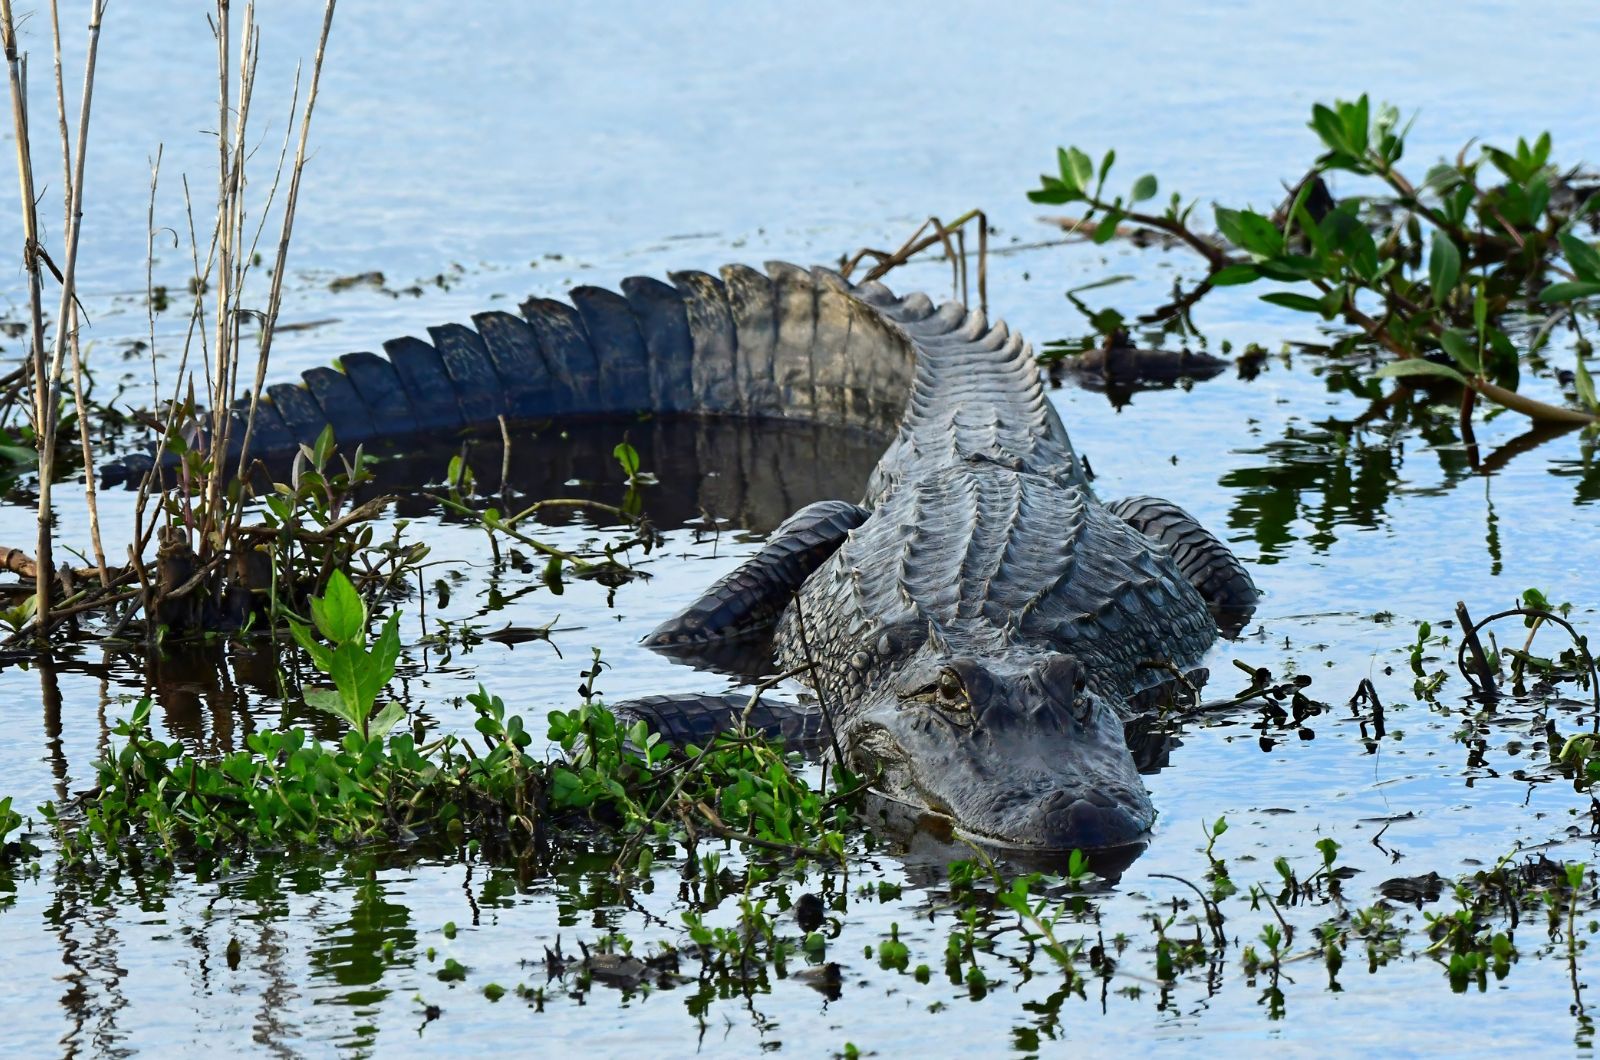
[1031,95,1600,421]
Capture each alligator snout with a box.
[1032,789,1150,850]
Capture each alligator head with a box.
[833,644,1155,851]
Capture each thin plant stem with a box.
[234,0,337,484]
[1,2,55,629]
[50,0,111,588]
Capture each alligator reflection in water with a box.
[367,415,892,537]
[32,415,895,753]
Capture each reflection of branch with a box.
[1139,275,1215,325]
[1471,419,1581,477]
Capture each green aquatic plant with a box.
[432,438,660,592]
[0,795,38,865]
[289,569,406,741]
[43,573,852,873]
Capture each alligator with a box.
[116,262,1258,851]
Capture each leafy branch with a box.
[1032,95,1600,426]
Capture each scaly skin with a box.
[111,262,1256,850]
[770,287,1216,848]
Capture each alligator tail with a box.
[102,263,924,486]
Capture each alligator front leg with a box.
[1104,495,1259,635]
[610,692,824,749]
[643,499,868,647]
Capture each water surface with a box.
[2,2,1599,1054]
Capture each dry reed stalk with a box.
[126,0,335,635]
[205,1,257,531]
[0,0,53,630]
[0,1,337,643]
[38,0,111,614]
[839,209,989,316]
[51,0,110,588]
[233,0,337,483]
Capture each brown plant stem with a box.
[0,0,53,632]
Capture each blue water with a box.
[0,1,1598,1054]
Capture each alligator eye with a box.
[937,669,968,708]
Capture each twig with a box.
[40,0,106,597]
[737,665,812,733]
[1148,872,1227,949]
[1455,600,1497,695]
[839,210,988,316]
[691,800,834,862]
[0,545,105,581]
[233,0,336,482]
[1455,606,1598,712]
[503,497,645,529]
[788,593,846,769]
[497,413,511,496]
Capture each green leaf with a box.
[312,424,336,469]
[1066,148,1095,197]
[1576,356,1599,413]
[1309,104,1348,155]
[304,688,357,728]
[1559,229,1600,283]
[1027,177,1079,205]
[1259,291,1325,314]
[1214,207,1283,258]
[1428,231,1461,305]
[1209,263,1261,286]
[1538,281,1600,303]
[1092,207,1125,244]
[0,443,36,467]
[327,642,371,721]
[372,613,402,686]
[312,570,366,645]
[1130,174,1158,203]
[1097,149,1116,191]
[1423,163,1465,194]
[1344,95,1370,155]
[1527,175,1550,224]
[1443,184,1475,227]
[613,441,640,479]
[1438,329,1479,374]
[1056,148,1077,192]
[368,702,408,739]
[1371,359,1469,385]
[1255,255,1323,282]
[288,619,333,672]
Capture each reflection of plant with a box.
[1031,95,1600,425]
